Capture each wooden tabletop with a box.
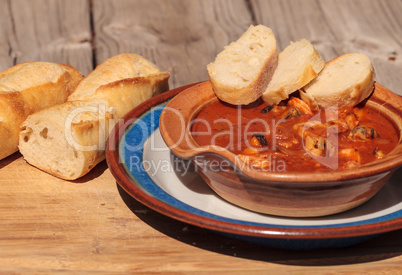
[1,0,402,273]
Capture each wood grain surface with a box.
[0,0,402,273]
[0,0,93,74]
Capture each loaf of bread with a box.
[262,39,325,105]
[207,25,277,105]
[19,54,169,180]
[0,62,83,160]
[300,53,375,109]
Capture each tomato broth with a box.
[191,97,399,172]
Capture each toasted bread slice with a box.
[300,53,375,109]
[207,25,277,105]
[262,39,325,105]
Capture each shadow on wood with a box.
[116,182,402,266]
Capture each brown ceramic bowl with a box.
[159,81,402,217]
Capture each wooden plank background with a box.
[0,0,402,273]
[1,0,400,92]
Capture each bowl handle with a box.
[159,81,217,158]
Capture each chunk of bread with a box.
[300,53,375,109]
[207,25,277,105]
[262,39,325,105]
[0,62,83,160]
[19,54,169,180]
[68,53,163,102]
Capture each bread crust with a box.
[262,39,325,105]
[0,62,83,160]
[301,53,375,109]
[68,53,162,101]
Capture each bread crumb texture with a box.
[207,25,277,105]
[301,53,375,109]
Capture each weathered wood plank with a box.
[0,0,93,75]
[92,0,254,88]
[0,0,19,70]
[251,0,402,94]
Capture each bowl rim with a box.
[159,81,402,183]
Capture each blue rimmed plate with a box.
[106,84,402,250]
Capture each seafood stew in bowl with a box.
[159,81,402,217]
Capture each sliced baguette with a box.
[19,54,169,180]
[300,53,375,109]
[0,62,83,160]
[262,39,325,105]
[207,25,277,105]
